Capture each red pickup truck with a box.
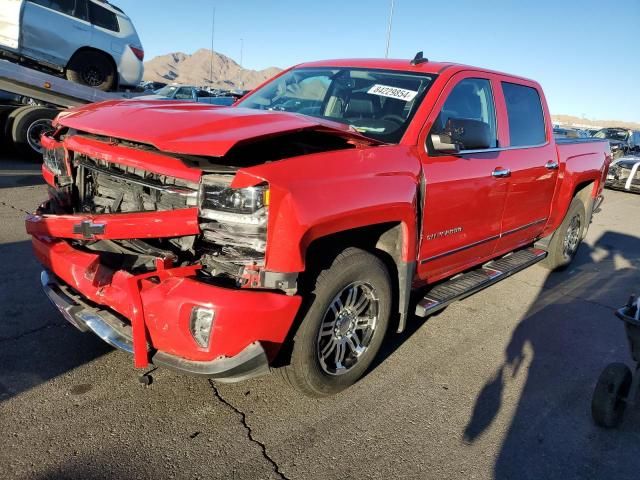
[27,54,611,397]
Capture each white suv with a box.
[0,0,144,91]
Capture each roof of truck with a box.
[296,58,536,84]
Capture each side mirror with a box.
[431,118,492,152]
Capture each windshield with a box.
[236,67,435,143]
[593,128,629,141]
[155,85,178,97]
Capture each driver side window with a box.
[431,78,498,150]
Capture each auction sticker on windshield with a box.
[367,84,418,101]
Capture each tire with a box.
[10,106,58,160]
[541,196,586,270]
[280,247,392,397]
[591,363,632,428]
[66,50,116,92]
[0,105,18,148]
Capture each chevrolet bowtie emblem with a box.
[73,220,106,239]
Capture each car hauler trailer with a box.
[0,59,135,159]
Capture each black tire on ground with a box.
[591,362,632,428]
[280,247,392,397]
[66,50,116,92]
[10,107,58,160]
[0,105,19,147]
[3,105,34,141]
[540,196,586,270]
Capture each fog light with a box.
[189,307,215,348]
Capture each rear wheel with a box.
[592,363,632,428]
[66,50,116,92]
[280,247,392,397]
[10,106,58,160]
[541,196,585,270]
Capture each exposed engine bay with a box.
[43,129,358,288]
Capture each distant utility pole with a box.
[385,0,395,58]
[239,38,244,88]
[209,7,215,86]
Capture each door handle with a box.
[492,168,511,178]
[545,161,559,170]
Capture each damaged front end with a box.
[35,130,278,292]
[606,157,640,193]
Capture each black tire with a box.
[591,363,632,428]
[66,50,116,92]
[0,105,18,149]
[280,247,392,397]
[541,196,586,270]
[10,106,58,160]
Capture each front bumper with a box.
[41,270,269,381]
[32,235,302,381]
[606,159,640,193]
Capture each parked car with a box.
[0,0,144,91]
[139,80,167,92]
[28,55,611,397]
[592,127,640,158]
[137,84,236,105]
[606,155,640,193]
[553,127,588,139]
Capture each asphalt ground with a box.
[1,152,640,480]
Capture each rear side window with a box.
[30,0,75,16]
[89,1,119,32]
[502,82,546,147]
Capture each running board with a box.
[415,248,547,318]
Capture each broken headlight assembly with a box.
[199,177,269,253]
[43,145,67,176]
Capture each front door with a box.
[417,74,509,283]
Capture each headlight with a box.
[43,146,66,176]
[199,177,269,253]
[201,180,268,214]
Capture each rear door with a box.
[493,80,558,253]
[21,0,91,65]
[417,73,509,283]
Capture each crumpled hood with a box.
[56,100,381,157]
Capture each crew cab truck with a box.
[26,55,611,397]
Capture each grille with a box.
[74,155,199,214]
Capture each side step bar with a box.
[415,248,547,317]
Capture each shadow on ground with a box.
[463,231,640,479]
[0,240,111,402]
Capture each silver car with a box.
[0,0,144,91]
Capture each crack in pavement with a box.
[208,380,290,480]
[0,322,65,344]
[0,199,30,215]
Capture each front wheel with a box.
[280,247,392,397]
[541,196,586,270]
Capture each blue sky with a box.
[122,0,640,122]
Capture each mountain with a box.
[143,49,281,90]
[551,114,640,130]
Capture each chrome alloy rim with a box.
[563,214,581,258]
[316,281,379,376]
[26,119,53,154]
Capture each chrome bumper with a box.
[41,270,136,353]
[40,270,270,382]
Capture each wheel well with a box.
[573,180,595,239]
[272,223,405,368]
[67,47,118,87]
